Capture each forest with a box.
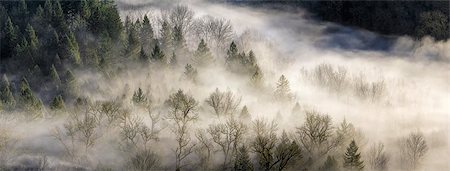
[0,0,448,171]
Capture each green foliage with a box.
[141,15,155,50]
[0,75,16,110]
[416,11,449,40]
[139,46,149,64]
[25,24,39,52]
[50,95,65,111]
[124,25,140,59]
[62,31,81,65]
[151,43,165,63]
[193,39,213,66]
[234,145,254,171]
[160,20,172,52]
[343,140,364,171]
[2,17,18,59]
[19,77,43,114]
[64,70,78,97]
[50,64,61,85]
[132,88,148,106]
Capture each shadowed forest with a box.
[0,0,449,171]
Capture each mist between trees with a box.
[0,0,449,170]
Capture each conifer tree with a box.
[50,64,61,85]
[2,17,18,59]
[64,70,78,97]
[184,64,198,82]
[169,51,178,66]
[172,25,185,50]
[250,65,264,88]
[62,31,81,65]
[50,95,65,111]
[234,145,254,171]
[141,15,154,50]
[43,0,53,20]
[151,43,165,63]
[132,88,147,105]
[343,140,364,171]
[274,75,292,101]
[193,39,213,66]
[125,26,140,59]
[248,50,257,67]
[80,0,91,19]
[0,75,16,110]
[239,105,251,120]
[160,20,172,52]
[139,46,149,63]
[19,77,42,113]
[26,24,39,51]
[52,0,67,32]
[226,41,239,64]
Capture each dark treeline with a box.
[218,0,449,40]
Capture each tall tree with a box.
[139,46,149,63]
[50,95,65,111]
[19,77,43,114]
[62,31,81,65]
[132,87,148,106]
[160,20,172,52]
[226,41,239,64]
[151,43,165,63]
[184,64,197,82]
[234,145,254,171]
[343,140,364,171]
[193,39,213,66]
[319,156,339,171]
[250,65,264,88]
[141,15,155,51]
[125,25,140,59]
[2,17,18,59]
[274,75,292,101]
[50,64,61,86]
[0,75,16,110]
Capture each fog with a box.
[1,0,449,170]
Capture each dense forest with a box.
[0,0,448,170]
[219,0,450,40]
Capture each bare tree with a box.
[194,16,233,52]
[367,143,389,171]
[275,131,302,171]
[296,110,340,162]
[205,88,241,117]
[251,119,278,171]
[169,5,194,35]
[165,89,198,171]
[399,132,428,170]
[208,117,247,169]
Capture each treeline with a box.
[218,0,450,40]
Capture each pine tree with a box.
[184,64,197,82]
[172,25,185,50]
[132,88,147,105]
[64,70,78,97]
[2,17,18,59]
[319,156,340,171]
[50,64,61,85]
[52,0,67,32]
[226,41,238,64]
[160,20,172,52]
[169,51,178,66]
[0,75,16,110]
[343,140,364,171]
[141,15,154,50]
[193,39,213,66]
[151,43,165,63]
[125,26,140,59]
[239,105,251,120]
[139,46,149,63]
[80,0,91,19]
[274,75,292,101]
[250,65,264,88]
[43,0,53,20]
[50,95,65,111]
[234,145,254,171]
[19,77,42,113]
[25,24,39,52]
[62,31,81,65]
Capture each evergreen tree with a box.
[62,31,81,65]
[25,24,39,53]
[139,46,149,63]
[169,51,178,66]
[239,105,251,120]
[43,0,53,20]
[141,15,154,50]
[132,88,147,105]
[50,64,61,85]
[226,41,239,64]
[234,145,254,171]
[79,0,91,19]
[64,70,78,97]
[248,50,257,67]
[172,25,185,50]
[274,75,292,101]
[19,77,42,113]
[0,75,16,110]
[184,64,197,82]
[320,156,340,171]
[50,95,65,111]
[125,25,140,59]
[193,39,213,66]
[160,20,172,52]
[343,140,364,171]
[52,0,67,32]
[250,65,264,88]
[2,17,18,59]
[151,43,165,63]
